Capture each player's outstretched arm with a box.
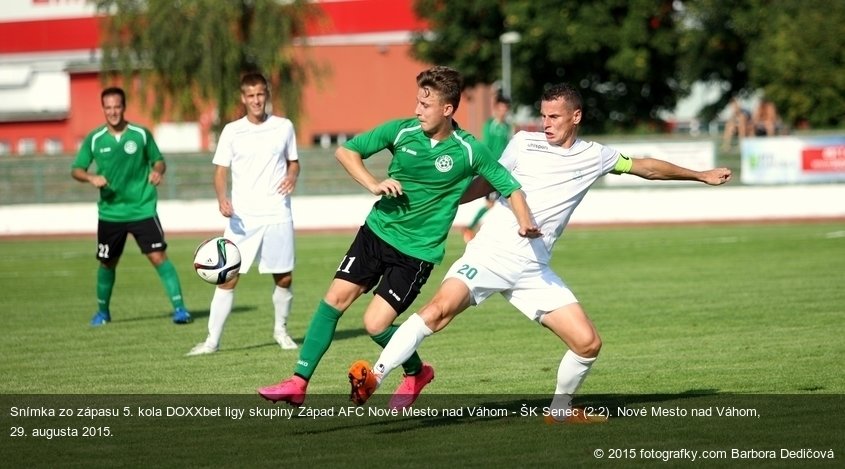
[628,157,732,186]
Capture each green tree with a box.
[676,0,755,122]
[747,1,845,128]
[680,0,845,129]
[95,0,320,129]
[411,0,683,133]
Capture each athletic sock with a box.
[206,287,235,348]
[293,300,342,380]
[549,350,596,417]
[155,259,186,310]
[372,314,432,385]
[272,286,293,336]
[96,265,115,313]
[370,324,424,376]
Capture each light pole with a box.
[499,31,521,99]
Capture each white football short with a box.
[443,250,578,322]
[223,216,295,274]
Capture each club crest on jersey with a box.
[123,140,138,154]
[434,155,453,172]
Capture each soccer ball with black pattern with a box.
[193,237,241,285]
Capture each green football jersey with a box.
[344,118,522,264]
[482,117,512,159]
[72,123,163,222]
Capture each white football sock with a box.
[272,286,293,336]
[550,350,596,414]
[372,313,433,385]
[206,287,235,348]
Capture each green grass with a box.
[2,223,843,467]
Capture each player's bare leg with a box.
[540,303,606,423]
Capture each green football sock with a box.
[294,300,343,380]
[371,325,423,376]
[467,206,489,230]
[155,259,186,310]
[96,265,115,312]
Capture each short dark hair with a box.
[101,87,125,107]
[240,72,269,90]
[541,83,582,111]
[494,93,511,106]
[416,66,464,111]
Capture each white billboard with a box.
[601,140,716,186]
[0,0,97,23]
[741,135,845,184]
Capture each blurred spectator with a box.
[752,99,782,136]
[722,97,752,151]
[462,92,512,242]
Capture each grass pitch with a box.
[2,222,843,467]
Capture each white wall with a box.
[2,185,844,236]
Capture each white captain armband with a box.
[613,154,633,174]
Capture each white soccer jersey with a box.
[213,115,299,225]
[469,131,621,264]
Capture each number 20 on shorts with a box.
[457,264,477,279]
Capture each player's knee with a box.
[362,317,384,335]
[147,251,166,266]
[274,273,292,288]
[323,290,356,311]
[418,302,451,332]
[575,333,602,358]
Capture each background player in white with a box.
[188,72,300,356]
[348,83,732,420]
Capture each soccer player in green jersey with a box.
[463,93,513,242]
[348,83,732,419]
[259,66,540,407]
[71,87,191,326]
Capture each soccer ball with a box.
[193,237,242,285]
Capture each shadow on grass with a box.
[223,327,370,353]
[101,305,257,325]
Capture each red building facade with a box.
[0,0,494,155]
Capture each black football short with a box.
[334,224,434,314]
[96,216,168,261]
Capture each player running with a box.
[348,83,732,419]
[257,66,540,407]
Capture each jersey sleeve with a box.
[471,141,521,197]
[71,133,94,170]
[343,119,405,159]
[284,120,299,162]
[144,128,164,163]
[212,124,234,167]
[599,144,626,175]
